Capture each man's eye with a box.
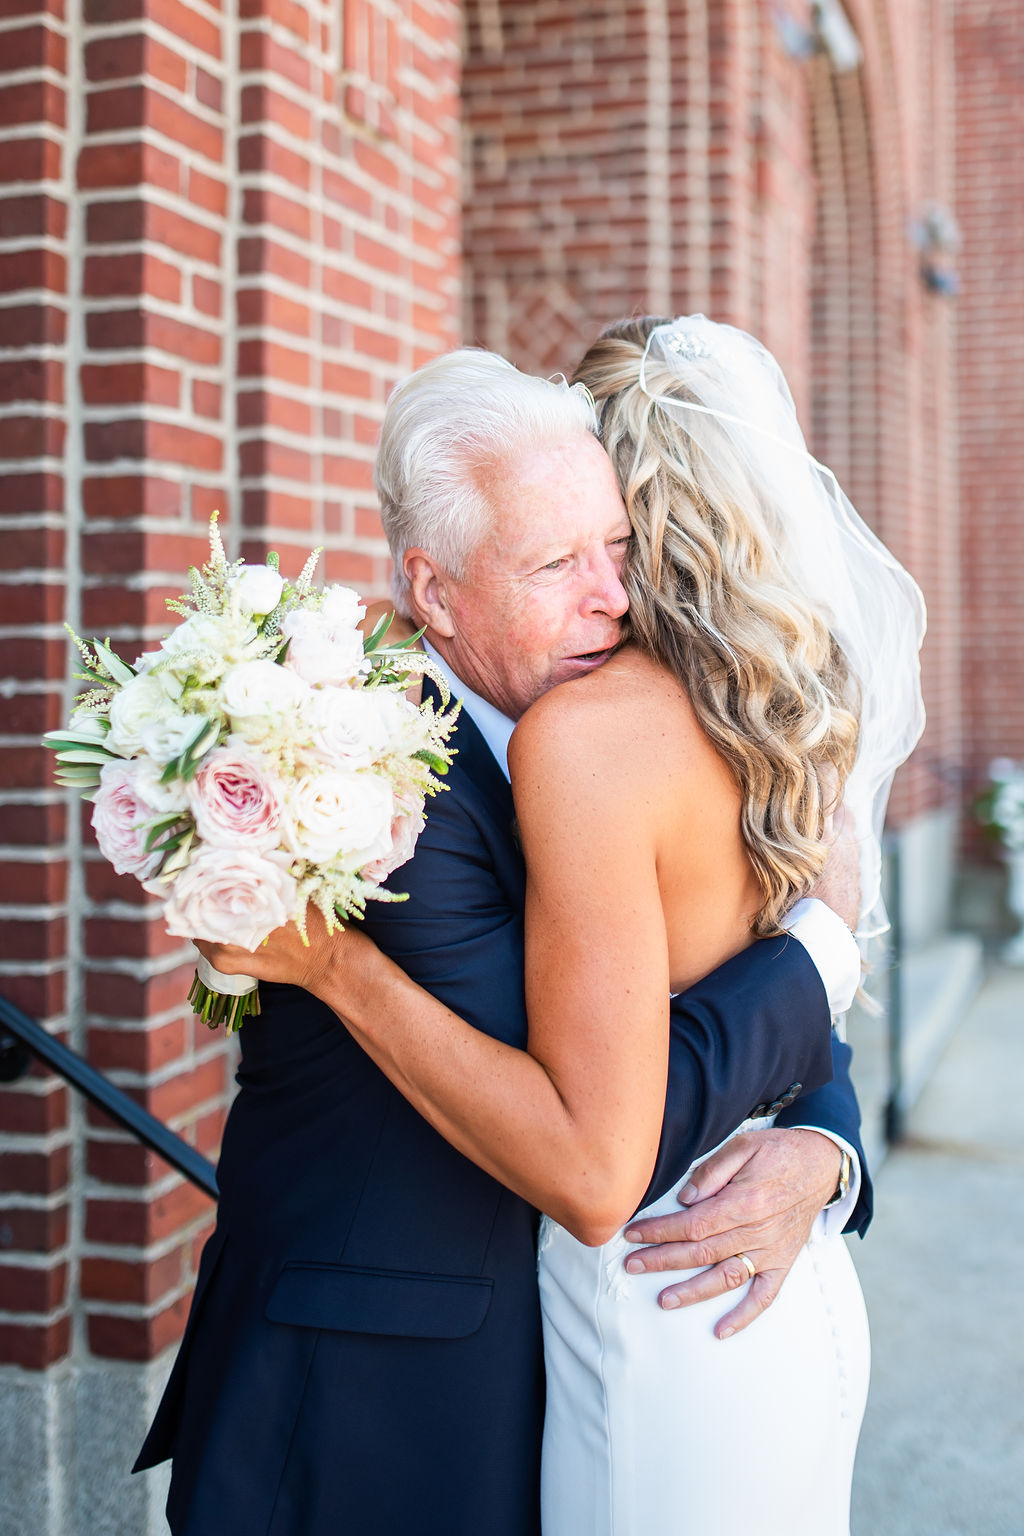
[542,557,568,571]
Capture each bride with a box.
[199,314,924,1533]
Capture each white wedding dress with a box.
[537,1116,870,1536]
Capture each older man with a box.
[137,351,867,1536]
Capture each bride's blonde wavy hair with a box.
[572,317,860,934]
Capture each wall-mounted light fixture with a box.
[910,202,962,297]
[774,1,863,73]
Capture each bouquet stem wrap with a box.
[189,953,261,1033]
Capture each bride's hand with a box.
[194,907,358,998]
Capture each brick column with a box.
[234,0,461,585]
[956,1,1024,782]
[0,0,74,1410]
[0,2,461,1530]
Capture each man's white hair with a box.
[375,348,598,612]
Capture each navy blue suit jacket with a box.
[136,694,869,1536]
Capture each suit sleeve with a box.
[640,936,837,1212]
[774,1034,873,1236]
[360,783,530,1051]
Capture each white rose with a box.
[138,711,206,766]
[107,675,175,757]
[162,846,298,951]
[281,769,393,866]
[308,688,391,768]
[320,584,366,631]
[220,659,310,724]
[361,794,426,884]
[368,688,426,751]
[91,759,168,878]
[282,610,369,687]
[994,783,1024,850]
[232,564,284,616]
[68,708,111,745]
[129,756,190,815]
[158,613,223,657]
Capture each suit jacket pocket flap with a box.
[266,1261,494,1339]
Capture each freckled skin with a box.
[404,432,632,720]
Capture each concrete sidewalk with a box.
[849,963,1024,1536]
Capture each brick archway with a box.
[461,0,681,374]
[808,51,878,520]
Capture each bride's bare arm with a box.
[358,600,418,645]
[198,681,718,1246]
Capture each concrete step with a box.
[848,932,985,1173]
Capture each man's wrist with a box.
[788,1126,862,1226]
[823,1148,852,1208]
[782,1126,844,1207]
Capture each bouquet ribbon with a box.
[194,953,258,998]
[189,953,261,1032]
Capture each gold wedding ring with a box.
[737,1252,756,1281]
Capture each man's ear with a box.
[403,549,457,639]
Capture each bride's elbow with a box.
[549,1175,647,1249]
[565,1213,627,1249]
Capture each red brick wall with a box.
[2,0,1020,1398]
[0,0,460,1375]
[462,1,676,373]
[955,0,1024,786]
[461,0,961,827]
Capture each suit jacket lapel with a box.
[422,674,516,827]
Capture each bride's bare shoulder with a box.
[509,647,708,795]
[359,600,419,645]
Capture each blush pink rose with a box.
[163,847,298,950]
[360,794,426,884]
[91,761,166,878]
[188,749,283,850]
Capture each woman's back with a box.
[521,649,869,1536]
[512,643,762,994]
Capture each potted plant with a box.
[976,757,1024,964]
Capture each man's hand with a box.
[621,1128,842,1339]
[807,803,860,930]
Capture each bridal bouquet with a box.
[44,516,458,1030]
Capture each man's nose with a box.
[584,554,630,620]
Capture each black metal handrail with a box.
[0,993,218,1200]
[882,831,905,1144]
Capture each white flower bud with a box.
[233,564,285,617]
